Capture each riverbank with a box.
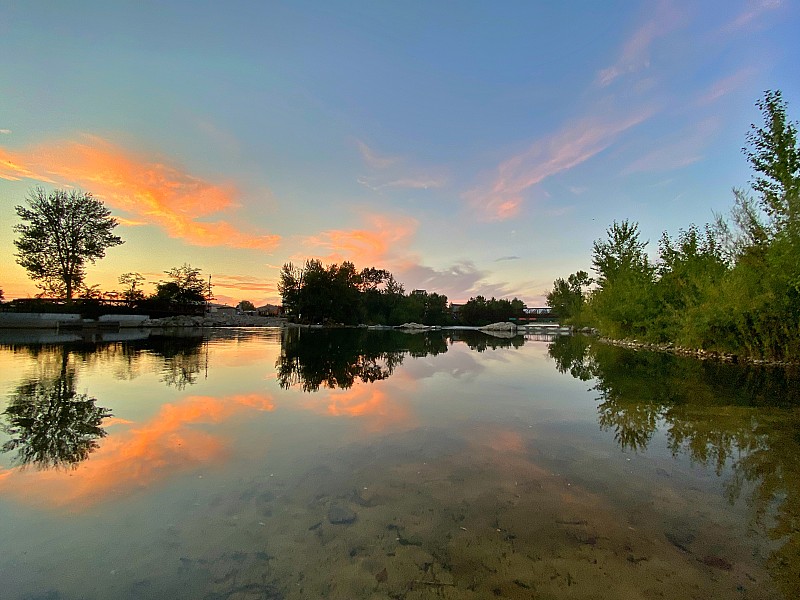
[597,336,799,368]
[0,312,288,329]
[143,314,287,328]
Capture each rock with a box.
[328,505,357,525]
[396,322,429,330]
[479,322,517,332]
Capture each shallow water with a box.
[0,327,798,599]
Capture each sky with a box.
[1,0,799,307]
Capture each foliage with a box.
[553,91,800,360]
[456,296,525,326]
[278,260,454,326]
[546,270,592,325]
[744,89,800,236]
[13,188,124,300]
[119,272,146,301]
[586,220,656,338]
[238,300,256,312]
[154,264,210,303]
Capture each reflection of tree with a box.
[277,328,455,392]
[1,349,111,470]
[151,335,206,389]
[452,330,525,352]
[277,328,406,392]
[548,337,800,597]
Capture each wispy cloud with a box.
[356,140,400,169]
[695,67,757,106]
[622,116,719,175]
[722,0,783,33]
[355,139,447,192]
[0,136,280,251]
[299,214,522,302]
[595,1,683,88]
[464,109,654,221]
[494,256,520,262]
[0,129,11,135]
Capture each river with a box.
[0,327,797,599]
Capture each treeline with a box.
[4,263,215,317]
[278,259,526,326]
[548,90,800,361]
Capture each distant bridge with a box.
[509,306,557,323]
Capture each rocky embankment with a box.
[144,314,286,328]
[598,337,798,367]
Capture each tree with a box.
[589,220,656,338]
[238,300,256,312]
[119,272,146,301]
[155,264,210,303]
[547,270,593,324]
[13,188,124,300]
[744,90,800,235]
[591,220,651,289]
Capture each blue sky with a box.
[1,0,798,306]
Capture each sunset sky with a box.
[1,1,798,306]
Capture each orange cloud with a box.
[0,392,275,510]
[300,381,415,433]
[303,213,418,267]
[464,110,653,221]
[0,136,280,250]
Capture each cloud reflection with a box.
[0,393,274,509]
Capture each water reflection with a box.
[548,335,800,596]
[1,347,111,470]
[276,327,526,391]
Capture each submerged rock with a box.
[328,505,357,525]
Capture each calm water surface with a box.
[0,327,798,599]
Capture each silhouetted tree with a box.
[13,188,123,300]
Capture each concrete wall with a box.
[0,313,148,328]
[0,312,81,328]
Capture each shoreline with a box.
[596,336,800,368]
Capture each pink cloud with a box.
[595,1,683,88]
[695,67,757,106]
[0,136,280,251]
[722,0,783,32]
[300,215,528,303]
[464,110,653,221]
[622,116,720,175]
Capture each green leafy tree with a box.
[653,225,728,344]
[546,270,593,324]
[13,188,124,300]
[588,220,656,338]
[744,89,800,235]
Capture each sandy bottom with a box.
[93,425,784,600]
